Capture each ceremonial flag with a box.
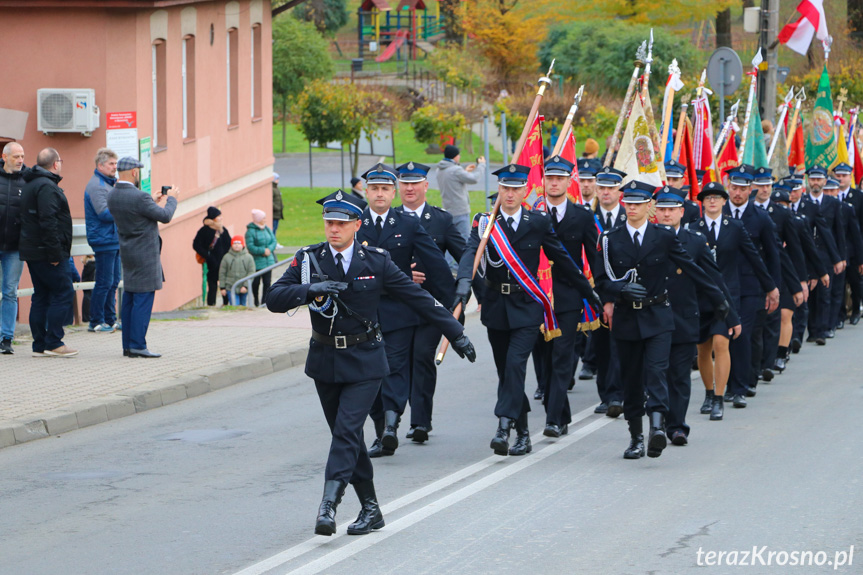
[692,95,716,181]
[614,96,665,186]
[789,116,806,172]
[679,117,701,200]
[805,65,838,169]
[519,115,546,209]
[716,134,739,180]
[661,66,684,161]
[854,137,863,186]
[741,101,769,168]
[559,128,582,204]
[846,110,857,171]
[769,121,791,181]
[836,122,850,166]
[777,0,829,56]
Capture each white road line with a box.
[230,405,614,575]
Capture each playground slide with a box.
[375,28,409,63]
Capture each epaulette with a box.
[576,203,591,212]
[299,242,325,253]
[606,225,626,234]
[690,229,704,237]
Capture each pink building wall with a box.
[0,0,274,314]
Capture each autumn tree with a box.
[462,0,538,82]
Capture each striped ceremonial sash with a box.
[487,220,560,338]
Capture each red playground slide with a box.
[375,28,409,63]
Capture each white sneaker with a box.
[276,243,285,249]
[44,345,79,357]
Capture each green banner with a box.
[805,65,838,170]
[742,100,768,169]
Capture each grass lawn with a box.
[274,121,505,164]
[276,186,490,249]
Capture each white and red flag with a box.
[777,0,829,56]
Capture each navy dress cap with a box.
[806,165,828,178]
[728,165,754,185]
[823,178,840,190]
[654,185,685,207]
[595,166,627,187]
[361,163,398,185]
[577,158,598,178]
[492,164,531,187]
[697,181,729,201]
[752,166,773,185]
[396,161,430,183]
[833,162,853,175]
[317,189,367,221]
[620,179,656,203]
[544,155,575,177]
[664,159,687,177]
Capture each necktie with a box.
[633,230,641,248]
[334,253,345,281]
[735,208,741,219]
[375,215,383,237]
[605,211,613,230]
[506,216,515,232]
[710,221,717,243]
[551,207,559,230]
[792,204,798,214]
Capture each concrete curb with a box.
[0,346,309,450]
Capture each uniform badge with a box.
[768,206,773,213]
[358,249,365,258]
[362,241,368,246]
[388,217,395,226]
[335,190,343,201]
[723,219,729,224]
[424,212,431,220]
[376,247,383,253]
[676,268,682,274]
[363,218,370,225]
[509,165,516,173]
[433,299,443,307]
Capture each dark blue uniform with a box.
[394,202,466,435]
[803,194,845,340]
[356,206,454,450]
[841,187,863,320]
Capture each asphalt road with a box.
[1,314,861,575]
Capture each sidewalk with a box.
[0,306,314,449]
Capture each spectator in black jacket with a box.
[0,142,27,354]
[192,206,231,306]
[19,148,77,357]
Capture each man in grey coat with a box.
[106,157,178,358]
[436,145,485,242]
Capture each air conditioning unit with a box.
[37,89,100,136]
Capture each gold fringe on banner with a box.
[577,318,602,332]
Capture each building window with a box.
[251,24,262,119]
[227,27,238,126]
[182,35,196,139]
[152,39,167,150]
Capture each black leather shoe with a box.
[670,430,688,446]
[543,423,562,438]
[568,377,576,390]
[806,335,817,343]
[723,392,734,403]
[410,426,429,443]
[606,400,623,418]
[826,329,835,339]
[533,386,543,400]
[700,390,714,414]
[710,395,724,420]
[646,412,667,458]
[381,411,399,452]
[850,314,861,325]
[745,385,757,397]
[732,394,747,408]
[773,357,786,372]
[578,366,596,380]
[837,320,845,330]
[405,427,415,439]
[490,417,513,456]
[128,348,161,358]
[790,339,802,353]
[594,402,609,414]
[314,480,345,536]
[123,349,130,357]
[346,480,385,535]
[624,418,644,459]
[815,337,826,345]
[508,431,532,456]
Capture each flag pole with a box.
[785,87,806,155]
[767,88,796,162]
[672,94,691,161]
[641,30,664,157]
[738,49,764,162]
[436,62,556,364]
[551,86,585,157]
[713,99,740,159]
[660,58,682,161]
[604,41,648,167]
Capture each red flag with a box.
[853,137,863,187]
[559,129,582,204]
[692,95,716,180]
[716,135,740,181]
[788,119,806,172]
[678,117,701,201]
[517,115,545,209]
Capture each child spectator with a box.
[80,254,96,323]
[65,256,81,326]
[219,236,255,306]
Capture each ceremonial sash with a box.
[482,215,561,339]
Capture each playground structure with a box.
[357,0,444,62]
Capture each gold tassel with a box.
[577,318,602,332]
[543,328,562,341]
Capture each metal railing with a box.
[229,253,294,308]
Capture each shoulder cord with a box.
[601,234,638,284]
[302,250,337,318]
[305,249,381,339]
[479,214,504,272]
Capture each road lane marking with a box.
[231,406,614,575]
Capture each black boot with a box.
[368,419,393,458]
[346,480,385,535]
[381,410,400,453]
[700,389,714,414]
[508,413,532,456]
[623,418,644,459]
[710,395,724,420]
[314,480,345,536]
[490,417,513,456]
[646,412,667,458]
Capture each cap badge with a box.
[407,162,414,170]
[509,165,516,173]
[335,190,343,201]
[553,156,560,162]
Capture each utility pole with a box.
[759,0,780,121]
